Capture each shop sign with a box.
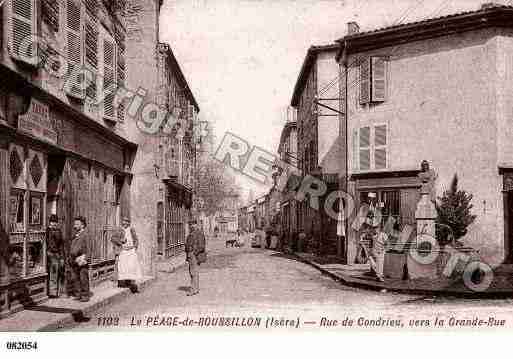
[18,98,57,144]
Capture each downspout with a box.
[342,40,349,263]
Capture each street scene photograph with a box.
[2,0,513,346]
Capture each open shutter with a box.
[352,129,358,171]
[371,57,386,102]
[9,0,37,65]
[359,126,370,171]
[115,23,126,122]
[359,58,370,105]
[101,28,117,122]
[374,124,387,169]
[65,0,85,99]
[84,9,99,102]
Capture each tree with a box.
[436,174,477,244]
[193,120,242,216]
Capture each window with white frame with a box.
[359,56,387,105]
[354,124,388,171]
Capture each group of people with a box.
[46,215,143,302]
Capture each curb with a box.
[38,277,157,331]
[293,253,513,299]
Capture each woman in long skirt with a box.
[118,218,143,293]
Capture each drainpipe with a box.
[342,40,349,263]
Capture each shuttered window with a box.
[357,124,388,171]
[42,0,59,33]
[65,0,85,99]
[100,27,117,122]
[115,23,126,122]
[360,56,387,104]
[374,124,387,169]
[359,58,370,105]
[359,126,370,170]
[371,57,386,102]
[84,11,98,101]
[9,0,37,65]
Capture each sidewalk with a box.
[0,254,188,332]
[294,252,513,297]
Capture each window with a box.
[359,56,387,104]
[64,0,85,99]
[9,0,38,65]
[100,26,117,122]
[9,190,25,233]
[84,5,99,102]
[355,124,388,171]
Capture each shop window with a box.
[29,193,43,228]
[26,242,44,276]
[9,190,25,233]
[8,244,24,280]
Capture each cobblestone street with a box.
[71,238,513,331]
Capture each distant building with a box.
[125,0,200,272]
[291,44,343,254]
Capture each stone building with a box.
[276,114,298,245]
[124,0,199,275]
[337,4,513,265]
[291,44,343,254]
[0,0,136,317]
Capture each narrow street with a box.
[71,238,513,331]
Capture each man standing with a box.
[110,223,125,287]
[70,216,90,302]
[46,215,64,298]
[185,218,206,296]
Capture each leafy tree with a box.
[436,174,477,244]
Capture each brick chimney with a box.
[347,21,360,35]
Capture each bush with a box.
[436,174,477,244]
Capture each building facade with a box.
[291,44,343,254]
[337,4,513,265]
[276,114,298,246]
[0,0,136,317]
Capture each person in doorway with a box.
[46,215,64,298]
[70,216,90,302]
[185,218,206,296]
[117,217,142,293]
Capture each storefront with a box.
[0,71,136,318]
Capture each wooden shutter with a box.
[115,23,126,122]
[359,58,370,105]
[352,129,358,171]
[65,0,85,99]
[359,126,370,170]
[84,11,98,102]
[371,57,386,102]
[374,124,387,169]
[400,188,420,226]
[9,0,37,65]
[101,28,117,121]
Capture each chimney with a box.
[347,21,360,35]
[481,2,504,9]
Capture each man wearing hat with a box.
[46,214,64,297]
[185,217,206,296]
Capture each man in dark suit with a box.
[70,216,90,302]
[185,218,206,296]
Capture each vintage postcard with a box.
[1,0,513,355]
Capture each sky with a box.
[159,0,501,204]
